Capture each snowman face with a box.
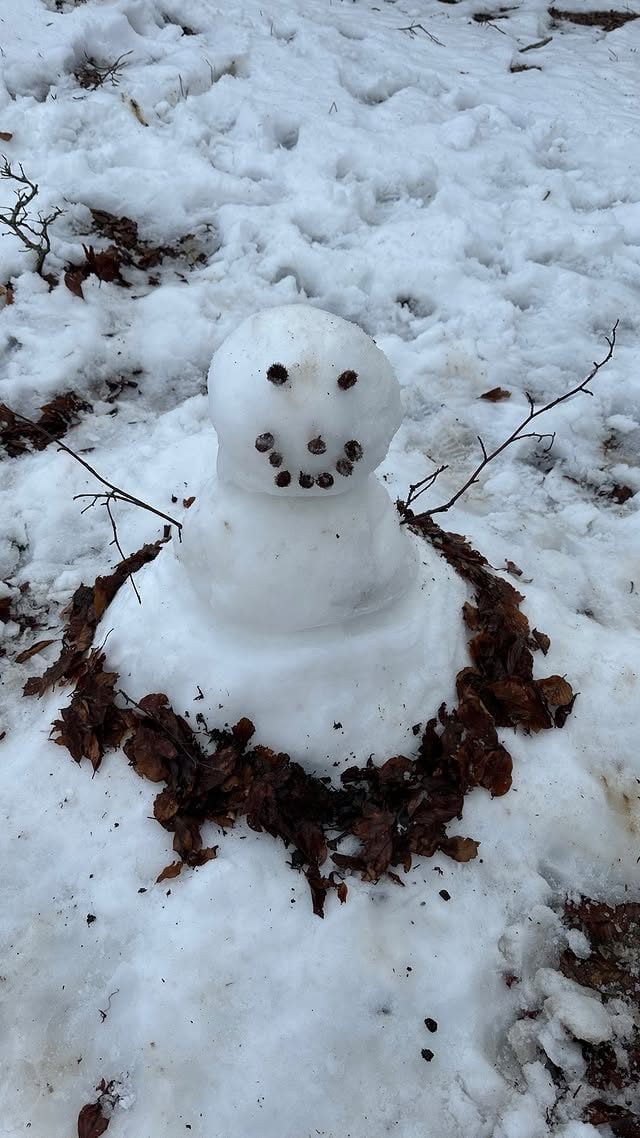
[209,305,403,496]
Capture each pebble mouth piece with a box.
[257,429,364,489]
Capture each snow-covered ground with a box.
[1,1,639,1135]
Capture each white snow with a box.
[1,0,640,1135]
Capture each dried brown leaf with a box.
[531,628,550,655]
[439,835,480,862]
[77,1100,110,1138]
[537,674,573,707]
[65,266,85,298]
[156,860,182,883]
[480,386,511,401]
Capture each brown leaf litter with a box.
[64,208,208,297]
[0,392,91,457]
[44,518,576,916]
[23,534,170,698]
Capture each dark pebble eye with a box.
[336,458,353,477]
[275,470,291,487]
[299,472,315,488]
[344,439,363,462]
[269,452,283,467]
[316,472,334,489]
[337,369,358,390]
[267,363,288,385]
[307,436,326,455]
[255,432,274,453]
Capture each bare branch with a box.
[402,463,449,511]
[0,157,63,275]
[105,494,141,604]
[400,323,619,522]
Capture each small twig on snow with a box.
[398,23,444,46]
[75,51,132,90]
[519,35,553,52]
[400,322,619,520]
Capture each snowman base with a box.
[104,534,469,776]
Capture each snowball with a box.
[177,474,417,631]
[208,304,403,496]
[536,969,612,1044]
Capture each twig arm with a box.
[400,322,619,520]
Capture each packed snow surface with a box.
[1,0,640,1136]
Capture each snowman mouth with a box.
[255,431,364,489]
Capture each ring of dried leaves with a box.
[23,514,575,917]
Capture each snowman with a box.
[106,304,466,768]
[177,304,418,632]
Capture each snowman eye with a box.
[267,363,289,385]
[337,369,358,390]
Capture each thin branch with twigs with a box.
[400,322,619,521]
[0,158,64,276]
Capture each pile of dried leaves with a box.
[0,391,91,456]
[26,515,575,916]
[65,208,208,298]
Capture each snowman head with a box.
[209,305,403,496]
